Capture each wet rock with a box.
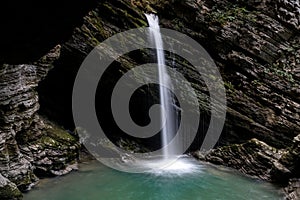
[0,45,79,192]
[0,46,61,190]
[116,138,149,153]
[155,0,300,149]
[193,138,284,180]
[18,117,80,177]
[284,179,300,200]
[0,173,22,200]
[194,134,300,182]
[271,134,300,182]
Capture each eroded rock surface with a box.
[193,134,300,199]
[284,178,300,200]
[0,45,79,194]
[193,138,283,180]
[0,174,22,200]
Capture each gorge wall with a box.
[0,0,299,199]
[0,46,80,199]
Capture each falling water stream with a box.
[145,13,177,159]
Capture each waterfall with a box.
[145,14,177,159]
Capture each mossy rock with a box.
[0,175,23,200]
[13,172,38,192]
[30,120,79,149]
[45,125,78,147]
[24,118,80,177]
[0,185,22,200]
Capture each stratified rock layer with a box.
[0,45,79,194]
[284,179,300,200]
[193,134,300,199]
[0,174,22,200]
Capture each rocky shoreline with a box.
[192,134,300,199]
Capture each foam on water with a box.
[144,156,201,175]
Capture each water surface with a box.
[24,158,283,200]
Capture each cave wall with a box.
[0,46,80,199]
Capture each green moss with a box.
[102,3,118,15]
[224,81,235,91]
[130,0,162,13]
[14,172,38,192]
[41,136,58,147]
[30,123,78,150]
[80,24,100,46]
[263,64,295,83]
[208,5,257,25]
[87,16,112,40]
[46,126,77,144]
[0,185,22,200]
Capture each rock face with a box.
[0,45,80,194]
[154,0,300,149]
[193,138,283,180]
[284,179,300,200]
[193,134,299,181]
[193,134,300,199]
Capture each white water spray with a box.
[145,14,177,159]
